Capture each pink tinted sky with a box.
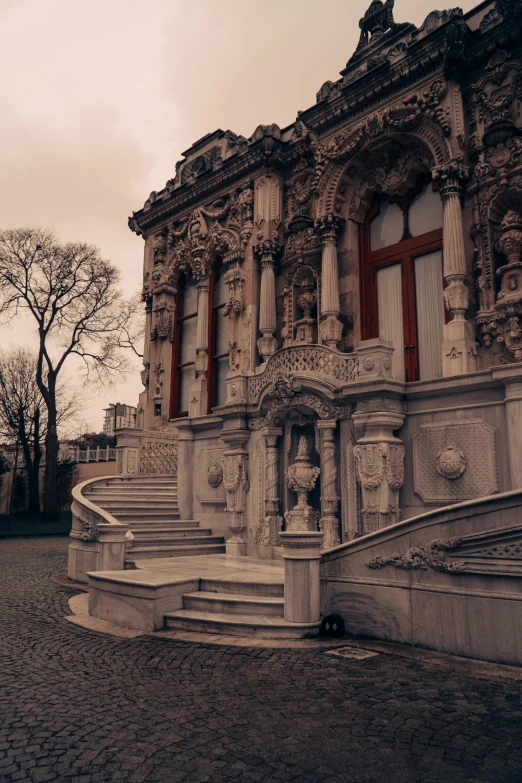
[0,0,476,432]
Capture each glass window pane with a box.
[377,263,405,381]
[178,365,194,413]
[180,315,197,364]
[213,267,228,305]
[370,201,404,251]
[215,357,229,408]
[414,250,444,380]
[180,279,198,316]
[409,182,443,237]
[214,312,229,356]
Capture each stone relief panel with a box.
[139,441,178,475]
[412,419,498,504]
[196,447,227,505]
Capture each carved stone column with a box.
[353,412,405,534]
[256,428,283,547]
[222,433,250,556]
[255,240,281,362]
[315,214,345,349]
[189,274,209,417]
[432,158,477,376]
[317,421,340,551]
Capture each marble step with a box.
[130,524,203,535]
[200,577,284,598]
[163,609,319,639]
[183,591,284,616]
[86,491,178,500]
[131,534,222,545]
[129,542,226,559]
[94,479,177,487]
[114,511,181,521]
[125,519,201,530]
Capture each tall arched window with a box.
[360,180,445,382]
[171,274,198,417]
[208,262,229,410]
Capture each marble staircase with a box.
[83,477,226,563]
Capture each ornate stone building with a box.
[123,0,522,561]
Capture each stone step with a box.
[83,487,178,499]
[125,519,201,530]
[94,479,177,486]
[200,577,284,598]
[163,610,319,639]
[182,591,284,616]
[128,543,226,560]
[130,524,204,536]
[93,501,179,510]
[131,534,223,546]
[115,512,181,521]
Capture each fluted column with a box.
[315,214,345,349]
[317,421,340,551]
[432,158,477,376]
[255,240,281,362]
[189,273,209,417]
[256,428,283,548]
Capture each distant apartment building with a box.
[103,403,137,436]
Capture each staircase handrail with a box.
[70,476,133,547]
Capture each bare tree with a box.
[0,348,83,514]
[0,348,43,512]
[0,228,141,519]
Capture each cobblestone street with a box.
[1,537,522,783]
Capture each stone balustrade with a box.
[68,477,133,583]
[115,428,179,476]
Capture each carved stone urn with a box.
[284,436,320,532]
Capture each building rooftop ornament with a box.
[357,0,397,50]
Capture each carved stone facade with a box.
[124,1,522,559]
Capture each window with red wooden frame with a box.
[170,273,198,418]
[360,179,445,383]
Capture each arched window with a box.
[208,262,229,410]
[360,180,445,382]
[171,274,198,417]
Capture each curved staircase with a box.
[83,476,225,565]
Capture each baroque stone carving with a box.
[354,442,405,532]
[248,346,359,399]
[285,436,321,532]
[196,447,226,504]
[366,537,464,572]
[436,446,467,480]
[413,420,498,503]
[139,441,178,475]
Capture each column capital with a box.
[432,156,469,198]
[253,239,282,267]
[314,213,345,243]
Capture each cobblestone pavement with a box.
[2,537,522,783]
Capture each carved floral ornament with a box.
[295,78,452,211]
[207,463,223,488]
[436,446,467,480]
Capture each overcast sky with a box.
[0,0,477,432]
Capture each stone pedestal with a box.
[222,432,250,556]
[97,524,130,572]
[353,411,405,534]
[280,531,324,623]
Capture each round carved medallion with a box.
[436,446,467,480]
[207,463,223,488]
[363,357,375,371]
